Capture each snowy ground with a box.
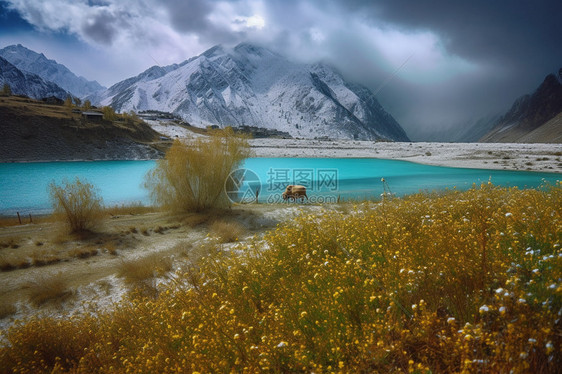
[152,121,562,173]
[250,138,562,173]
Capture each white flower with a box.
[517,298,526,304]
[479,305,489,313]
[447,317,456,324]
[505,212,512,217]
[277,341,287,348]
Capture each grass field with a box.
[0,183,560,373]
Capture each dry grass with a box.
[28,273,74,307]
[0,252,31,272]
[210,220,245,243]
[0,301,17,320]
[0,214,50,228]
[118,254,173,285]
[0,236,21,249]
[69,245,99,259]
[117,254,174,298]
[30,250,62,267]
[104,204,156,217]
[173,241,193,258]
[104,241,118,255]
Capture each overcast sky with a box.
[1,0,561,139]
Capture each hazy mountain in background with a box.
[0,56,69,99]
[480,69,562,143]
[94,43,409,141]
[0,44,105,98]
[414,114,501,143]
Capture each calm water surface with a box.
[0,158,559,215]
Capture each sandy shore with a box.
[148,123,562,173]
[248,138,562,173]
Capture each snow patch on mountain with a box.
[0,44,105,98]
[0,57,69,99]
[96,43,409,141]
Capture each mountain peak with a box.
[95,43,409,141]
[0,56,69,99]
[201,44,226,58]
[480,67,562,142]
[0,44,105,98]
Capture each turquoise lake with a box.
[0,158,559,215]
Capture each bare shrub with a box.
[145,128,251,213]
[28,273,73,307]
[210,220,245,243]
[69,245,99,259]
[49,178,104,234]
[118,254,173,285]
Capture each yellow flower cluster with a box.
[1,182,560,373]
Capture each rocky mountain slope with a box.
[0,96,164,162]
[95,43,409,141]
[0,56,69,99]
[0,44,105,98]
[480,69,562,143]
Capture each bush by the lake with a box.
[49,178,103,234]
[145,128,251,212]
[1,183,560,373]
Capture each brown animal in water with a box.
[282,185,308,201]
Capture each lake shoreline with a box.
[1,139,561,173]
[249,139,562,174]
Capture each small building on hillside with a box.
[81,111,104,122]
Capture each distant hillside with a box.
[0,96,164,162]
[0,44,105,98]
[0,56,69,100]
[480,69,562,143]
[95,43,409,141]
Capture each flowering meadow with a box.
[1,183,561,373]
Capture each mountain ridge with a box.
[480,69,562,143]
[94,43,410,141]
[0,56,69,99]
[0,44,105,98]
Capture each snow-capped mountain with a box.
[0,44,105,98]
[0,56,69,99]
[97,43,409,141]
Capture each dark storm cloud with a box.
[81,9,119,45]
[161,0,213,33]
[273,0,561,138]
[160,0,240,44]
[339,0,562,81]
